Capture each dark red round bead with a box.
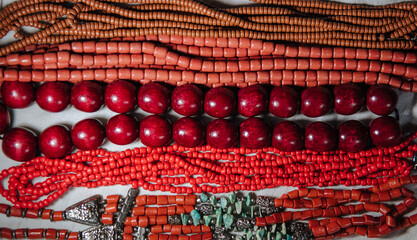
[71,119,105,150]
[240,117,271,149]
[140,115,172,147]
[269,86,300,118]
[39,125,72,159]
[171,84,203,116]
[305,122,337,152]
[338,120,367,152]
[272,121,304,151]
[238,85,268,117]
[207,119,238,149]
[173,117,205,147]
[334,84,364,115]
[204,87,236,118]
[366,84,398,116]
[36,82,70,112]
[369,116,401,147]
[1,81,35,108]
[301,87,333,117]
[106,113,139,145]
[71,81,104,112]
[2,128,37,162]
[138,82,170,114]
[104,80,137,113]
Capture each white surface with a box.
[0,0,417,239]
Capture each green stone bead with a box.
[227,206,232,214]
[229,193,236,204]
[223,214,234,229]
[235,201,242,214]
[286,235,291,240]
[276,232,282,240]
[181,213,189,226]
[210,196,217,206]
[246,195,251,207]
[247,231,253,240]
[256,229,265,240]
[281,223,286,235]
[203,216,212,226]
[216,208,223,227]
[271,224,277,233]
[190,210,201,226]
[267,232,271,240]
[250,206,255,218]
[220,197,228,209]
[200,193,208,203]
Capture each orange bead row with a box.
[150,225,211,235]
[136,195,197,206]
[148,233,213,240]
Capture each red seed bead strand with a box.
[0,132,415,208]
[0,228,77,240]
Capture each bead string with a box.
[0,128,416,209]
[1,0,417,54]
[1,37,417,91]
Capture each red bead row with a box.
[0,130,415,209]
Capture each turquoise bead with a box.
[220,197,228,209]
[229,193,236,204]
[210,196,217,206]
[190,210,201,226]
[223,214,234,229]
[203,216,212,226]
[200,193,208,203]
[181,213,189,226]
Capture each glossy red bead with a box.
[71,119,105,150]
[36,82,70,112]
[305,122,337,152]
[238,85,268,117]
[138,82,170,114]
[301,87,333,117]
[2,128,37,162]
[334,83,364,115]
[269,86,300,118]
[140,115,172,147]
[204,87,235,118]
[207,119,238,149]
[0,103,10,134]
[272,121,304,151]
[369,116,401,147]
[171,84,204,116]
[240,117,271,149]
[39,125,72,159]
[106,113,139,145]
[173,117,205,147]
[338,120,368,152]
[366,84,398,115]
[71,81,104,112]
[105,80,137,113]
[1,81,35,108]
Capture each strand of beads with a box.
[0,130,416,208]
[1,37,417,90]
[1,0,417,54]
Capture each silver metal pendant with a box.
[80,225,115,240]
[65,195,101,226]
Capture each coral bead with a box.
[204,87,236,118]
[366,84,398,116]
[171,84,204,116]
[71,119,105,150]
[305,122,337,152]
[269,86,300,118]
[238,85,268,117]
[334,83,364,115]
[2,128,37,162]
[71,81,104,112]
[0,103,10,134]
[338,120,368,152]
[369,116,401,147]
[138,82,170,114]
[36,82,70,112]
[240,117,271,149]
[301,87,333,117]
[140,115,172,147]
[105,80,137,113]
[207,119,238,149]
[272,121,304,151]
[106,113,139,145]
[173,117,205,147]
[39,125,72,159]
[1,81,35,108]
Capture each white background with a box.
[0,0,417,239]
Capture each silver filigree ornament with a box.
[81,225,115,240]
[64,195,101,226]
[197,204,215,215]
[168,215,182,225]
[235,218,253,231]
[255,196,272,207]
